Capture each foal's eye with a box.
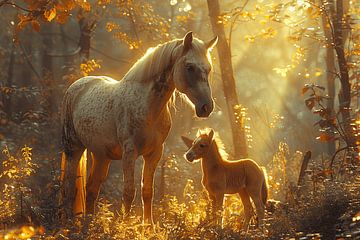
[199,144,206,148]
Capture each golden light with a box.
[288,6,296,12]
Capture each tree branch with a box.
[0,1,32,12]
[0,0,9,7]
[228,0,250,53]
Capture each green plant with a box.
[0,145,38,223]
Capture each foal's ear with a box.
[181,136,193,148]
[205,36,218,51]
[183,31,193,51]
[208,129,214,141]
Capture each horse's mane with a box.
[123,39,179,82]
[122,37,211,111]
[123,37,209,83]
[197,128,229,161]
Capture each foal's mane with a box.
[197,129,229,161]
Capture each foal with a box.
[181,129,268,230]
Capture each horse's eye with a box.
[186,65,195,72]
[200,144,206,148]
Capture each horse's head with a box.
[181,129,214,162]
[172,32,218,118]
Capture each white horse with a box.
[60,32,218,224]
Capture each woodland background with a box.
[0,0,359,239]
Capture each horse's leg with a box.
[210,193,224,225]
[122,144,137,215]
[217,193,224,226]
[142,144,163,224]
[86,154,111,214]
[239,189,252,231]
[61,147,85,219]
[248,188,265,228]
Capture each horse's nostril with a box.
[196,102,213,117]
[202,104,208,113]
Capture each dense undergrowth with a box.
[0,143,359,239]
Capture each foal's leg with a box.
[248,188,265,228]
[239,189,252,231]
[210,193,224,225]
[142,144,163,224]
[86,154,111,214]
[61,147,85,219]
[122,144,138,215]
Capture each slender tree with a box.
[321,1,336,154]
[78,9,96,64]
[326,0,355,146]
[207,0,247,158]
[4,43,15,118]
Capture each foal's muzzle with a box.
[185,152,195,162]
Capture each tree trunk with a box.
[331,0,355,146]
[42,24,55,117]
[3,43,15,118]
[78,9,96,64]
[207,0,247,158]
[321,1,336,154]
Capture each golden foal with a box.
[182,129,268,230]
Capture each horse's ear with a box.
[208,129,214,141]
[205,36,218,50]
[183,31,193,51]
[181,136,193,148]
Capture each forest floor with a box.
[0,124,360,239]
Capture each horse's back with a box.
[240,159,265,189]
[62,76,120,155]
[237,158,264,176]
[223,158,264,190]
[225,158,261,171]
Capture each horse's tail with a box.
[61,90,75,156]
[60,150,87,216]
[75,150,87,215]
[60,86,87,216]
[261,167,268,205]
[59,91,73,207]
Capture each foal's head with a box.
[181,129,215,162]
[172,32,218,118]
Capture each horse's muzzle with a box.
[195,101,213,118]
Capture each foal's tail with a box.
[261,167,268,205]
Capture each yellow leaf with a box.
[314,69,322,77]
[61,0,76,9]
[306,6,313,15]
[77,0,91,11]
[259,19,267,25]
[106,22,118,32]
[31,20,40,32]
[244,35,255,42]
[316,133,334,142]
[17,13,31,30]
[44,8,57,22]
